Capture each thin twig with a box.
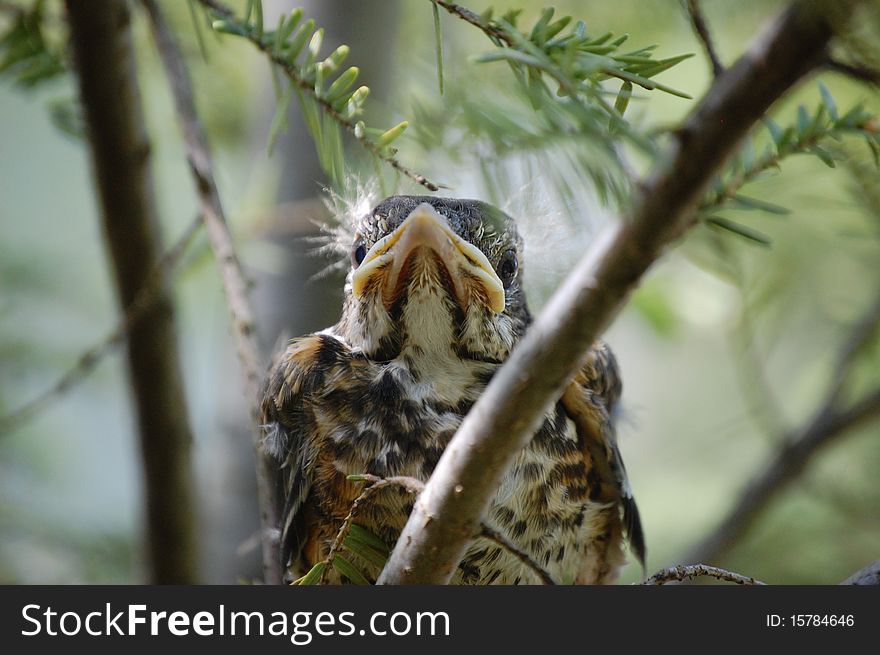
[825,57,880,87]
[378,0,855,585]
[0,216,202,436]
[317,475,424,584]
[142,0,282,585]
[685,0,725,77]
[432,0,684,101]
[642,564,765,585]
[193,0,442,192]
[432,0,509,43]
[698,127,848,215]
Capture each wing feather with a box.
[561,341,646,572]
[260,334,333,577]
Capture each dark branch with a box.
[378,0,854,585]
[684,386,880,565]
[66,0,198,584]
[686,0,725,77]
[642,564,765,585]
[825,57,880,87]
[0,216,202,436]
[141,0,282,585]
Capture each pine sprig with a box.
[194,0,440,191]
[433,2,693,103]
[421,2,694,206]
[411,83,631,208]
[699,83,880,245]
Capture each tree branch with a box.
[642,564,765,585]
[840,560,880,585]
[65,0,197,584]
[684,386,880,565]
[686,288,880,565]
[685,0,725,77]
[643,560,880,585]
[0,215,202,436]
[141,0,282,585]
[378,0,854,585]
[825,57,880,87]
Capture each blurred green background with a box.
[0,0,877,584]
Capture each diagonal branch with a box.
[686,287,880,564]
[685,0,725,77]
[378,0,855,585]
[0,215,202,436]
[141,0,282,585]
[825,57,880,87]
[684,386,880,565]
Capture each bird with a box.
[260,195,644,584]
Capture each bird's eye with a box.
[352,243,367,268]
[498,249,518,288]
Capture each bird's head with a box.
[337,196,531,363]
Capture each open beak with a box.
[351,203,505,314]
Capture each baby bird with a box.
[261,196,644,584]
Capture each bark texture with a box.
[67,0,198,584]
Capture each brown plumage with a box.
[260,196,644,584]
